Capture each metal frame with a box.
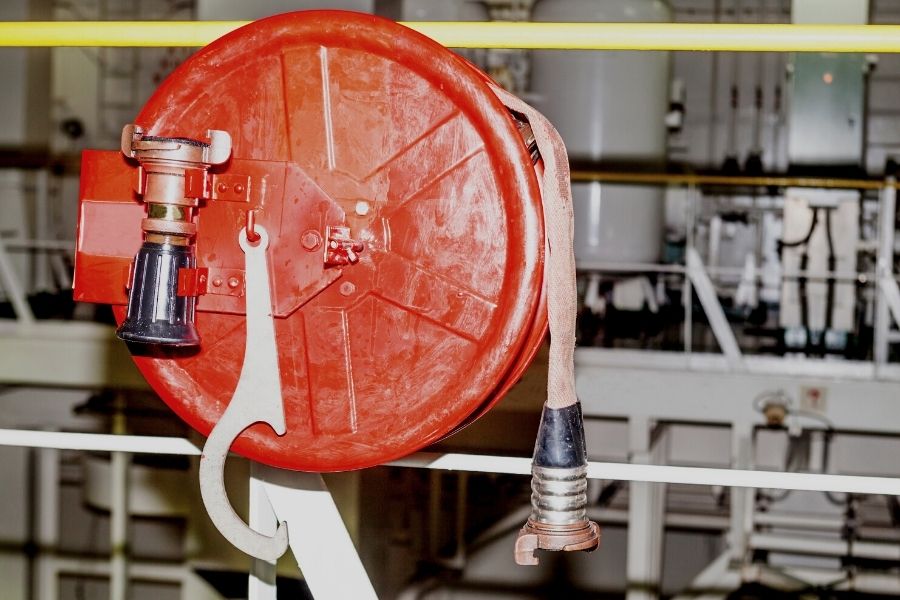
[7,427,900,599]
[578,181,900,376]
[568,180,900,599]
[250,465,377,600]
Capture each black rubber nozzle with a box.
[117,241,200,346]
[532,403,588,469]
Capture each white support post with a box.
[33,447,59,600]
[110,451,129,600]
[256,465,378,600]
[626,419,668,600]
[686,247,743,370]
[249,463,278,600]
[428,471,442,559]
[49,253,71,290]
[874,180,896,370]
[879,274,900,330]
[684,186,696,356]
[32,170,52,293]
[110,402,130,600]
[0,235,35,325]
[728,423,754,562]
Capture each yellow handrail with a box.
[1,21,900,52]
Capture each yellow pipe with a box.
[412,22,900,52]
[1,21,900,52]
[0,21,244,47]
[571,171,892,190]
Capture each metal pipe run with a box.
[571,171,892,190]
[4,22,900,52]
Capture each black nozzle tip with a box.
[116,321,200,346]
[119,241,201,347]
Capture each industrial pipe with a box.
[570,171,894,190]
[4,21,900,52]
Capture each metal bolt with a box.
[216,182,228,194]
[355,200,370,216]
[301,230,322,251]
[339,281,356,296]
[212,278,223,287]
[227,277,240,289]
[234,183,245,194]
[199,274,207,285]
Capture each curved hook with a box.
[199,415,289,561]
[199,225,289,561]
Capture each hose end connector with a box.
[514,514,600,566]
[514,403,600,566]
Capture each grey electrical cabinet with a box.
[788,53,867,168]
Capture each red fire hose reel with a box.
[74,10,596,564]
[76,10,546,471]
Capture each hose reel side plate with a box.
[112,11,544,471]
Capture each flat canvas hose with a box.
[490,84,601,565]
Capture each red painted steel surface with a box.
[74,10,546,471]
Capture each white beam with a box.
[1,429,900,495]
[0,429,200,455]
[576,349,900,435]
[0,321,146,388]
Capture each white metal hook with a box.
[199,225,289,561]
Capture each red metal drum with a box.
[74,10,547,471]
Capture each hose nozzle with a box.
[116,124,231,346]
